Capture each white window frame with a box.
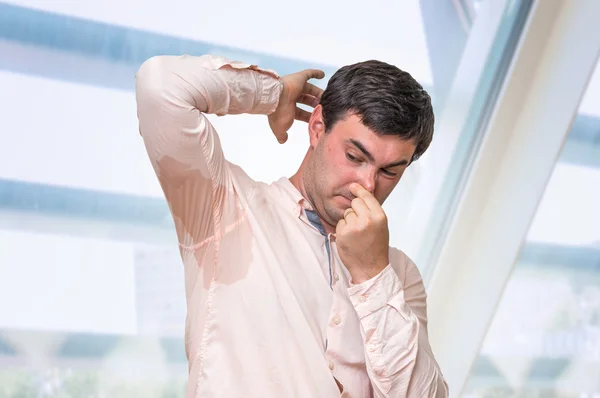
[400,0,522,273]
[426,0,600,396]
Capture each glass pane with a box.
[0,0,530,395]
[463,59,600,397]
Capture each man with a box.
[135,53,448,398]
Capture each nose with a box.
[356,169,376,195]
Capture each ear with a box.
[308,105,326,148]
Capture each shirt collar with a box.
[274,177,312,212]
[274,177,327,236]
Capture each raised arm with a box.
[135,54,283,249]
[136,54,324,249]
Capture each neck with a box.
[289,153,310,205]
[289,154,337,235]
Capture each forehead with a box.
[329,114,416,162]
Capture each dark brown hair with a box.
[320,60,434,162]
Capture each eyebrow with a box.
[347,138,410,168]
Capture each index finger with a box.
[349,183,381,210]
[302,69,325,81]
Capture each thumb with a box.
[276,131,288,144]
[268,117,289,144]
[336,218,346,234]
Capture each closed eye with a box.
[381,169,398,177]
[346,153,360,163]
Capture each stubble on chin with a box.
[321,200,345,226]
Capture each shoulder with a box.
[227,165,292,214]
[226,161,266,204]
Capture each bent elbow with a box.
[135,55,173,101]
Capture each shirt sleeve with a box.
[347,255,449,397]
[135,54,283,249]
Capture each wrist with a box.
[348,259,389,285]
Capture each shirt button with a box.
[334,273,339,281]
[359,295,367,303]
[329,361,335,370]
[333,316,341,325]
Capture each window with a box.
[463,58,600,398]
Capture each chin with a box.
[323,204,345,225]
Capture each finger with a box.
[349,183,380,210]
[303,82,324,99]
[344,208,354,218]
[343,208,358,223]
[295,107,312,123]
[298,94,320,108]
[302,69,325,81]
[350,197,370,218]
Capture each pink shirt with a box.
[135,54,448,398]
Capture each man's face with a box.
[304,107,416,228]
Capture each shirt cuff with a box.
[216,60,283,115]
[255,73,284,115]
[346,264,410,320]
